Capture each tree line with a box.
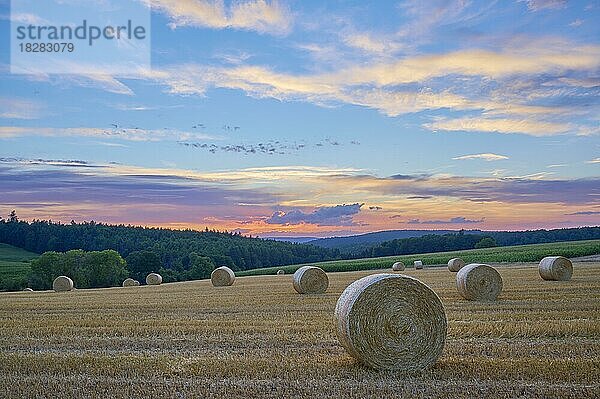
[315,227,600,256]
[1,212,598,291]
[358,232,497,258]
[23,248,221,290]
[29,250,128,290]
[0,217,340,273]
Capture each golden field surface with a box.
[1,263,599,398]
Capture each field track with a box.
[1,262,599,398]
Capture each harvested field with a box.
[0,262,599,398]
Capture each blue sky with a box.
[0,0,599,236]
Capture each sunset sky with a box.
[1,0,599,237]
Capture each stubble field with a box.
[0,263,599,398]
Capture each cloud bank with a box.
[453,153,509,161]
[266,204,363,226]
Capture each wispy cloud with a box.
[395,0,476,45]
[407,216,484,225]
[316,0,489,60]
[343,32,404,54]
[520,0,567,12]
[0,158,94,167]
[144,0,293,35]
[565,211,600,215]
[332,39,600,85]
[555,77,599,88]
[569,19,584,27]
[546,164,566,168]
[586,158,600,164]
[0,98,43,119]
[18,71,136,96]
[453,153,509,161]
[425,117,572,136]
[212,51,254,65]
[2,12,48,24]
[0,126,219,142]
[61,74,135,95]
[92,141,130,148]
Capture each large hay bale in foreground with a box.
[447,258,465,272]
[146,273,162,286]
[53,276,73,292]
[277,269,285,275]
[334,273,447,371]
[414,260,423,269]
[122,278,140,287]
[456,264,502,301]
[392,261,405,271]
[293,266,328,294]
[211,266,235,287]
[539,256,573,281]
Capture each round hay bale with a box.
[146,273,162,285]
[23,288,34,292]
[293,266,328,294]
[392,261,405,271]
[53,276,73,292]
[456,264,502,301]
[447,258,465,272]
[334,273,447,371]
[122,278,140,287]
[414,260,423,269]
[277,269,285,275]
[211,266,235,287]
[539,256,573,281]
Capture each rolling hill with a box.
[306,227,600,255]
[0,243,39,290]
[307,229,473,251]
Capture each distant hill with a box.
[308,230,482,252]
[0,243,39,291]
[308,227,600,255]
[0,243,38,262]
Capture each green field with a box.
[239,239,600,276]
[0,244,38,290]
[1,262,598,398]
